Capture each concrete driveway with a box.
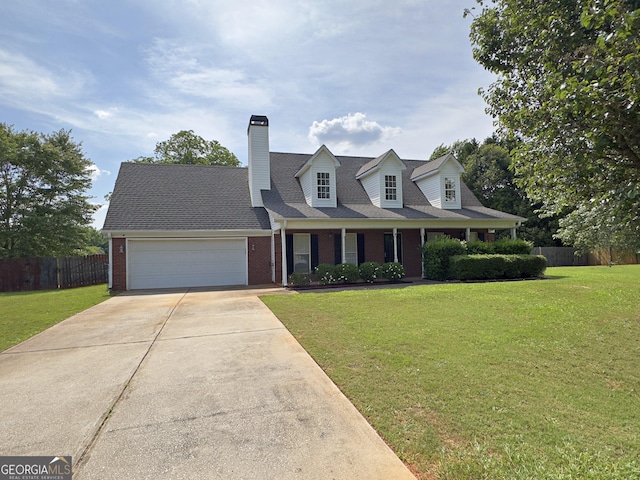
[0,287,414,479]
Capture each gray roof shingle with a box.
[262,152,524,222]
[103,163,271,231]
[104,153,524,232]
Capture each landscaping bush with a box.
[423,237,466,280]
[466,240,495,255]
[334,263,360,284]
[359,261,381,283]
[493,238,533,255]
[382,262,405,281]
[450,254,547,280]
[315,263,337,285]
[288,272,311,286]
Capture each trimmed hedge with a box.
[450,254,547,280]
[492,238,533,255]
[315,263,337,285]
[359,261,381,283]
[288,272,311,286]
[382,262,405,281]
[335,263,360,284]
[423,237,466,280]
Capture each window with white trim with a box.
[293,234,311,273]
[344,233,358,265]
[385,175,397,201]
[317,172,330,199]
[444,177,456,202]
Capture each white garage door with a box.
[128,238,247,289]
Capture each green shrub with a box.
[335,263,360,284]
[466,240,495,255]
[423,237,466,280]
[450,254,547,280]
[493,238,533,255]
[359,261,381,283]
[382,262,405,281]
[288,272,311,286]
[315,263,337,285]
[519,255,548,277]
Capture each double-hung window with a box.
[317,172,330,199]
[384,175,397,201]
[293,234,311,273]
[444,177,456,202]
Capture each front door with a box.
[383,233,403,264]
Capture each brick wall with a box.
[111,237,127,290]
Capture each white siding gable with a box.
[412,154,464,210]
[356,150,406,209]
[295,145,340,208]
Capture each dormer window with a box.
[411,153,464,209]
[385,175,397,201]
[295,145,340,208]
[444,177,456,203]
[356,149,406,209]
[317,172,330,199]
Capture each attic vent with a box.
[249,115,269,126]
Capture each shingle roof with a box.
[410,154,450,180]
[262,152,524,222]
[103,163,271,231]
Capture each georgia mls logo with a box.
[0,456,72,480]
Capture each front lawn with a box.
[262,266,640,479]
[0,285,112,352]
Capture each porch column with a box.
[393,228,398,263]
[511,227,517,240]
[281,222,287,285]
[420,228,425,278]
[108,236,113,290]
[341,228,346,264]
[466,227,471,242]
[270,230,276,283]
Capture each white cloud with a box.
[144,38,272,108]
[0,48,90,111]
[90,203,109,230]
[87,164,111,181]
[308,113,402,151]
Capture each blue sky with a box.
[0,0,496,228]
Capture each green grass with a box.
[0,284,112,352]
[262,266,640,479]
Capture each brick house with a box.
[102,115,524,290]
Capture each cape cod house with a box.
[102,115,524,290]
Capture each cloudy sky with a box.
[0,0,497,228]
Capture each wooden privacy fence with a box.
[0,254,108,292]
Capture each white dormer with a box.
[355,149,406,208]
[295,145,341,208]
[410,153,464,209]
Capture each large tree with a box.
[468,0,640,252]
[0,124,96,258]
[133,130,240,166]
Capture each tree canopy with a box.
[431,138,562,246]
[0,124,96,258]
[468,0,640,252]
[132,130,240,166]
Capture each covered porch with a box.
[271,219,522,285]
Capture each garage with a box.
[127,238,247,289]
